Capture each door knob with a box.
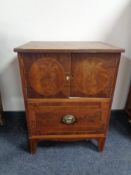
[66,75,70,81]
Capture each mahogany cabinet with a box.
[14,41,124,153]
[0,93,3,126]
[125,85,131,120]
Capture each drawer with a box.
[27,99,110,135]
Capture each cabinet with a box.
[0,93,3,126]
[125,85,131,120]
[14,41,124,153]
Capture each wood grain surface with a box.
[14,41,125,53]
[16,42,124,153]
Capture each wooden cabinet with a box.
[14,41,124,153]
[0,93,3,126]
[125,85,131,120]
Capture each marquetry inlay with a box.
[29,58,65,96]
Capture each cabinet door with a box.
[71,53,119,98]
[22,53,71,98]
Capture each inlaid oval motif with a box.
[74,60,113,95]
[29,58,65,96]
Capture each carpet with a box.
[0,111,131,175]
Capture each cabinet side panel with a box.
[18,53,31,136]
[104,53,121,136]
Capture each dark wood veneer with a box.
[14,41,124,153]
[125,85,131,120]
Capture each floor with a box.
[0,111,131,175]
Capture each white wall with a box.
[0,0,131,111]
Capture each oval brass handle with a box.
[62,115,76,125]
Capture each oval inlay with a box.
[74,60,113,95]
[29,58,65,96]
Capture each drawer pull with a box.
[62,115,76,125]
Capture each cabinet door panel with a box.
[71,53,119,97]
[22,53,71,98]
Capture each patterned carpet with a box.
[0,111,131,175]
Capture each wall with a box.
[0,0,131,111]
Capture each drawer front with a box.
[71,53,120,97]
[27,99,110,136]
[21,53,71,98]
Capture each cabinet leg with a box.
[29,139,37,154]
[97,137,106,152]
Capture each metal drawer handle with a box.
[62,115,76,125]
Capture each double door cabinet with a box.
[14,42,124,153]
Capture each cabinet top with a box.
[14,41,125,53]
